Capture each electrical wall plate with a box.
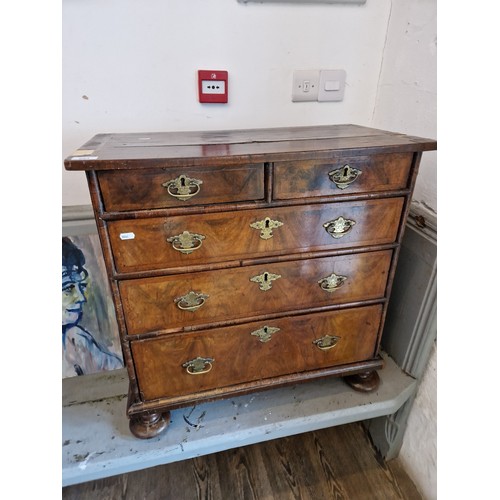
[292,70,320,102]
[198,70,228,103]
[318,69,346,102]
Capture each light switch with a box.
[292,70,320,102]
[324,80,341,91]
[318,70,346,102]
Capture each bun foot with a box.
[129,411,170,439]
[344,370,380,392]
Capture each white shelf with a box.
[62,351,415,487]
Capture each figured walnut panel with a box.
[98,164,265,212]
[273,153,413,200]
[108,198,403,273]
[119,250,392,335]
[131,305,382,401]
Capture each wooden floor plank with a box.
[62,422,423,500]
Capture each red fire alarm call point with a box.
[198,70,228,104]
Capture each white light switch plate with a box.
[318,70,346,102]
[292,70,320,102]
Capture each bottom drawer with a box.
[131,305,382,402]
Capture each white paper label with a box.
[119,232,135,240]
[70,155,98,160]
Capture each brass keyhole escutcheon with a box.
[162,174,203,201]
[250,216,284,240]
[251,325,280,343]
[250,271,282,291]
[328,164,362,190]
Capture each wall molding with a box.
[62,205,96,237]
[366,202,437,459]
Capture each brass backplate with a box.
[323,216,356,238]
[162,174,203,200]
[251,325,280,343]
[328,164,362,189]
[250,271,282,291]
[250,216,284,240]
[318,272,347,292]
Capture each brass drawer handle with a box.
[251,325,280,343]
[250,271,282,291]
[174,291,209,311]
[318,272,347,293]
[323,216,356,238]
[167,230,206,254]
[162,174,203,201]
[182,357,214,375]
[313,335,340,351]
[250,216,284,240]
[328,165,362,189]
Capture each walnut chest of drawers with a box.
[65,124,437,439]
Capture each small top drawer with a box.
[273,152,412,200]
[98,164,265,212]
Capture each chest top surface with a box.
[64,124,437,171]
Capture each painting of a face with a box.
[62,266,89,326]
[62,235,122,377]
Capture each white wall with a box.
[400,341,437,500]
[372,1,436,498]
[372,0,437,212]
[62,0,392,205]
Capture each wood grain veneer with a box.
[65,124,436,438]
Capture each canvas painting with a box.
[62,235,123,378]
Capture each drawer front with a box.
[98,164,265,212]
[120,250,392,335]
[273,153,412,200]
[131,305,382,401]
[108,198,403,273]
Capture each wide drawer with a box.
[120,250,392,335]
[108,198,403,273]
[98,164,265,212]
[273,152,412,200]
[131,305,382,401]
